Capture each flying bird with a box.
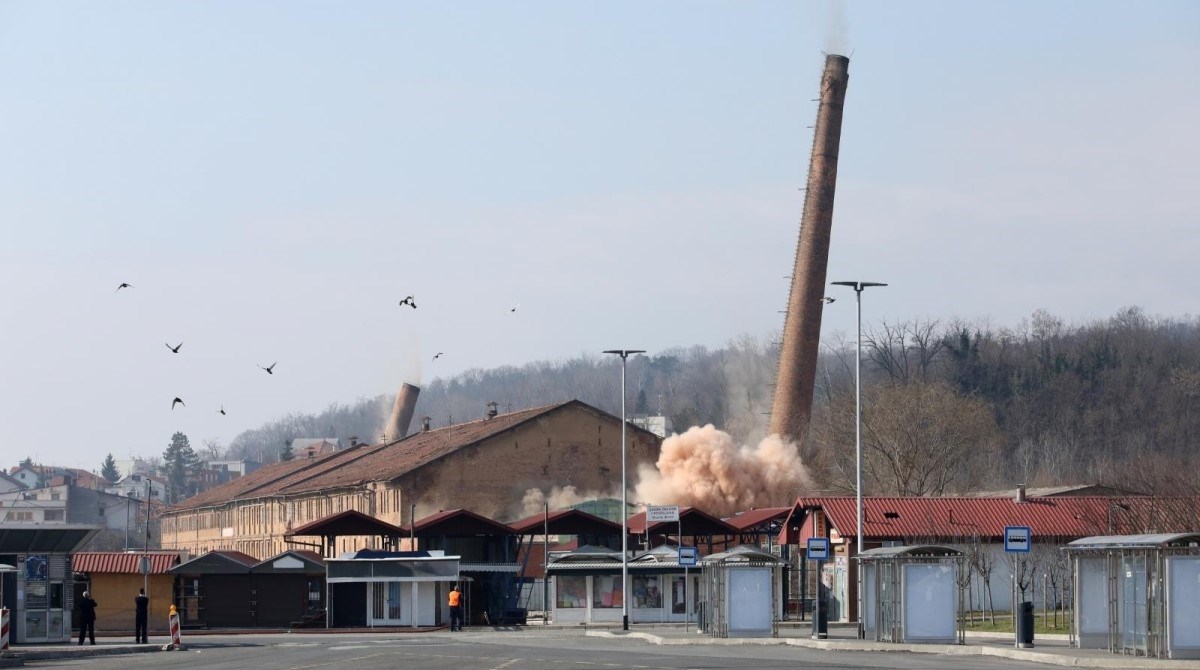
[165,342,183,353]
[510,303,520,313]
[115,283,133,292]
[171,397,185,410]
[433,352,444,360]
[820,296,836,304]
[259,362,277,375]
[219,405,226,416]
[398,296,417,309]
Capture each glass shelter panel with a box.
[1119,553,1148,654]
[902,564,956,642]
[1168,557,1200,655]
[727,568,771,634]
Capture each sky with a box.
[1,1,1197,470]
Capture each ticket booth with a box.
[1066,533,1200,659]
[0,524,99,644]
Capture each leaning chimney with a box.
[384,383,421,442]
[485,401,498,419]
[421,416,431,432]
[769,54,851,444]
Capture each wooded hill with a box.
[225,307,1199,497]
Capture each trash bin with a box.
[1016,601,1034,648]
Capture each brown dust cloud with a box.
[635,425,812,518]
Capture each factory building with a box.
[159,400,661,559]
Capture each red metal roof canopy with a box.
[73,552,181,575]
[404,509,514,537]
[287,509,404,538]
[627,507,738,536]
[507,508,622,536]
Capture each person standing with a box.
[448,585,463,631]
[77,591,98,645]
[134,588,149,644]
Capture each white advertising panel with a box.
[727,568,772,634]
[902,563,956,642]
[1077,557,1108,636]
[1168,556,1200,657]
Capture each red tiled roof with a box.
[280,403,568,494]
[723,507,791,531]
[790,496,1190,541]
[171,452,345,510]
[73,552,181,574]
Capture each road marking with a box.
[490,660,520,670]
[284,652,388,669]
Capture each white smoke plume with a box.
[823,0,848,56]
[635,425,812,518]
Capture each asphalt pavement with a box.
[3,625,1196,670]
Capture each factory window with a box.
[44,510,64,521]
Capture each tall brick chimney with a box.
[769,54,851,444]
[384,383,420,442]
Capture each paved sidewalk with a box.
[586,626,1200,669]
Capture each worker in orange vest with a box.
[448,585,463,631]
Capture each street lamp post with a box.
[603,348,645,632]
[831,280,886,637]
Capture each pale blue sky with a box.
[1,1,1197,468]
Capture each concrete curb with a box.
[586,631,1200,669]
[11,644,161,661]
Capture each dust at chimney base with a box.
[385,383,420,442]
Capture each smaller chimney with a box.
[1015,484,1027,504]
[486,401,498,419]
[349,436,359,447]
[421,416,432,432]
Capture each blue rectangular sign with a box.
[677,546,698,567]
[1004,526,1032,553]
[806,537,830,560]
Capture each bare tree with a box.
[1004,549,1044,624]
[863,318,946,384]
[200,439,224,464]
[972,544,999,625]
[814,381,1004,496]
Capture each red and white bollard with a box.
[1,606,10,653]
[163,604,185,651]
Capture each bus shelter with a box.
[1066,533,1200,659]
[698,546,785,639]
[857,545,963,644]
